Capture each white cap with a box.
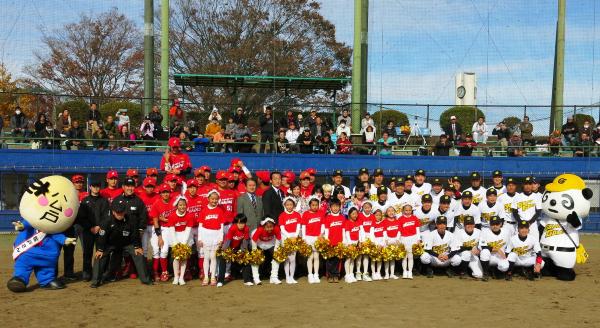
[450,115,457,120]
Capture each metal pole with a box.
[550,0,566,133]
[143,0,154,116]
[161,0,170,128]
[351,0,368,135]
[426,105,430,128]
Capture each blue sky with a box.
[2,0,600,128]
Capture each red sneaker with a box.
[160,271,170,282]
[129,273,138,279]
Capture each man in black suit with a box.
[261,171,284,223]
[236,178,264,230]
[443,115,463,143]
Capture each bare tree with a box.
[168,0,351,112]
[26,8,144,98]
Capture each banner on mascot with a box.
[12,231,46,260]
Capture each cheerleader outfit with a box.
[278,210,302,284]
[301,210,325,284]
[398,214,421,279]
[166,210,194,285]
[324,212,345,280]
[250,225,282,285]
[357,212,375,281]
[369,219,387,280]
[343,219,361,283]
[198,204,225,284]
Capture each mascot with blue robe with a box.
[7,176,79,292]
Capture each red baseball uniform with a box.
[149,199,175,227]
[160,152,192,176]
[100,187,123,203]
[185,193,203,227]
[217,188,238,225]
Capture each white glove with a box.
[12,221,24,231]
[64,238,77,246]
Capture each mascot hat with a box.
[545,174,586,192]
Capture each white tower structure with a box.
[455,72,477,106]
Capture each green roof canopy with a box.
[174,74,350,91]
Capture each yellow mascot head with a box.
[542,174,593,221]
[19,175,80,234]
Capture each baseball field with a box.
[1,234,599,328]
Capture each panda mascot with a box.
[7,176,79,292]
[540,174,592,281]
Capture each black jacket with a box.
[297,133,314,154]
[88,109,102,122]
[492,127,510,140]
[443,123,463,141]
[97,214,141,251]
[76,194,110,230]
[113,193,148,232]
[262,186,284,223]
[259,114,275,134]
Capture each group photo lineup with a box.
[0,1,599,327]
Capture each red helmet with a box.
[282,171,296,182]
[106,170,119,179]
[306,168,317,176]
[146,167,158,176]
[71,175,85,183]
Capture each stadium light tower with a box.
[550,0,566,133]
[351,0,368,135]
[143,0,154,116]
[161,0,170,125]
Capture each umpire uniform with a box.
[76,180,110,281]
[113,178,148,232]
[90,200,151,287]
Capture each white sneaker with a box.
[291,278,298,284]
[216,282,223,287]
[390,274,399,280]
[244,282,254,286]
[363,273,372,282]
[383,273,389,280]
[372,273,380,281]
[355,272,362,281]
[314,274,321,283]
[344,274,351,283]
[172,277,179,285]
[270,277,282,285]
[254,279,262,285]
[179,279,186,285]
[402,271,408,279]
[407,272,413,280]
[307,274,314,284]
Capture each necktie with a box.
[278,189,284,200]
[452,124,456,136]
[250,194,256,208]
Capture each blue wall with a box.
[1,149,599,178]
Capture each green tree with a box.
[371,109,409,132]
[573,113,595,128]
[501,116,521,130]
[439,106,484,133]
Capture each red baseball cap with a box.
[229,167,242,174]
[157,184,170,193]
[71,175,84,183]
[193,168,204,177]
[216,170,228,180]
[146,167,158,176]
[176,176,183,185]
[106,170,118,179]
[200,165,211,173]
[126,169,139,177]
[255,171,270,183]
[283,171,296,181]
[306,168,316,176]
[230,158,241,167]
[164,173,178,182]
[300,171,311,180]
[143,177,157,187]
[168,137,181,148]
[186,179,199,187]
[227,173,236,181]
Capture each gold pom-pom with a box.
[273,246,289,263]
[248,249,265,265]
[332,243,346,259]
[382,245,395,262]
[344,244,360,259]
[412,243,425,256]
[314,237,333,259]
[172,243,192,260]
[216,247,236,262]
[359,239,376,256]
[234,250,250,265]
[370,246,384,261]
[297,239,313,258]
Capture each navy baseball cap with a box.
[333,170,343,177]
[462,191,473,198]
[421,194,433,203]
[415,169,426,176]
[436,216,448,225]
[486,188,497,196]
[377,186,388,195]
[464,216,475,226]
[489,216,503,225]
[358,168,369,175]
[373,168,384,176]
[470,172,481,180]
[518,220,530,228]
[492,170,503,177]
[111,200,127,213]
[123,177,136,186]
[432,178,443,185]
[439,195,452,204]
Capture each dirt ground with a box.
[1,234,599,328]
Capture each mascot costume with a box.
[540,174,592,281]
[7,176,79,292]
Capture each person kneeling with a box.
[90,200,152,288]
[505,220,543,281]
[420,216,461,278]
